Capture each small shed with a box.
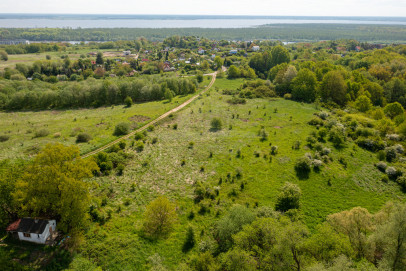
[6,218,57,244]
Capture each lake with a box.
[0,14,406,28]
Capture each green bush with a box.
[134,132,145,141]
[182,226,196,253]
[0,135,10,142]
[294,156,312,177]
[124,96,133,107]
[210,118,223,131]
[135,141,144,152]
[114,122,130,136]
[34,129,50,138]
[275,182,302,212]
[76,132,92,143]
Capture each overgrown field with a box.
[0,94,195,160]
[70,78,405,270]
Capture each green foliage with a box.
[124,96,133,107]
[34,128,50,138]
[291,68,317,102]
[143,196,177,238]
[182,226,196,253]
[210,117,222,131]
[355,95,373,112]
[12,143,98,233]
[384,102,404,119]
[275,182,302,212]
[76,132,92,143]
[320,71,347,106]
[227,65,240,79]
[113,122,130,136]
[215,205,255,252]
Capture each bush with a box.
[396,176,406,192]
[124,96,133,107]
[210,118,223,131]
[271,145,278,155]
[294,156,312,177]
[328,127,346,148]
[376,161,388,172]
[284,93,292,99]
[182,226,196,253]
[308,117,324,126]
[356,137,385,152]
[143,196,177,238]
[386,167,399,179]
[114,122,131,136]
[385,146,398,162]
[227,97,246,104]
[275,182,302,212]
[135,141,144,152]
[312,159,323,170]
[0,135,10,142]
[76,133,92,143]
[34,129,50,138]
[134,132,145,141]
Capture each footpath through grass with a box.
[74,78,405,270]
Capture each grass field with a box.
[60,77,405,270]
[0,93,200,161]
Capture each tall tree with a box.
[291,68,318,102]
[320,70,347,106]
[12,143,98,233]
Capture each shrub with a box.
[118,141,126,150]
[116,164,125,176]
[356,137,385,152]
[188,142,195,149]
[114,122,130,136]
[182,226,196,253]
[210,118,223,131]
[275,182,302,212]
[328,127,346,148]
[385,146,398,162]
[34,129,50,138]
[396,176,406,192]
[147,125,155,132]
[294,156,312,178]
[227,97,246,104]
[384,102,404,119]
[386,167,399,179]
[284,93,292,99]
[376,161,388,172]
[151,137,158,144]
[173,124,178,130]
[53,132,61,138]
[76,133,92,143]
[134,132,145,141]
[124,96,133,107]
[308,117,324,126]
[312,159,323,170]
[135,141,144,152]
[0,135,10,142]
[319,111,329,120]
[143,196,177,238]
[271,145,278,155]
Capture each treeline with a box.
[1,24,406,42]
[245,45,406,109]
[0,76,197,110]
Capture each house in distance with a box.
[6,218,57,245]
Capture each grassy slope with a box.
[74,78,404,270]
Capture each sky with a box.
[0,0,405,17]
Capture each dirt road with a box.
[81,72,217,159]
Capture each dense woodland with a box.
[0,37,406,270]
[1,24,406,42]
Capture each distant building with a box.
[6,218,57,245]
[230,49,238,55]
[0,39,30,45]
[252,46,260,52]
[123,50,131,56]
[198,48,205,54]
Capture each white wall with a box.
[17,220,56,244]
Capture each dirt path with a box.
[81,72,217,159]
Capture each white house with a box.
[6,218,57,244]
[252,46,260,52]
[198,48,205,54]
[230,49,238,55]
[123,50,131,56]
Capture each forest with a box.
[0,37,406,270]
[1,24,406,42]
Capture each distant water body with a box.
[0,14,406,28]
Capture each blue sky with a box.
[1,0,405,17]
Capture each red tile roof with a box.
[6,219,21,232]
